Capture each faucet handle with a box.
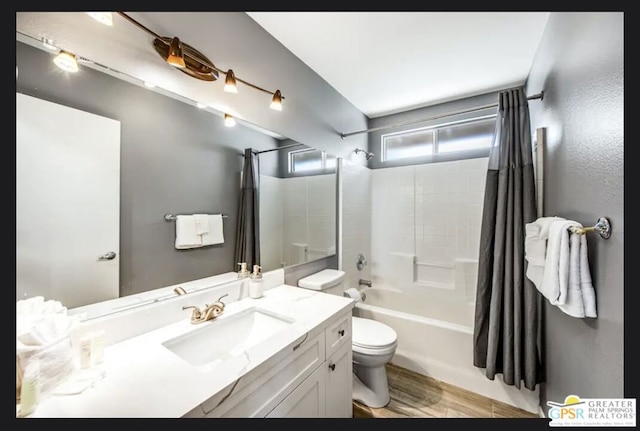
[215,293,229,308]
[182,305,202,321]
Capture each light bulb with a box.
[53,51,79,73]
[224,114,236,127]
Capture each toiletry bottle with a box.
[238,262,251,298]
[237,262,250,279]
[248,265,263,299]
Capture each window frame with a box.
[380,114,497,165]
[288,148,336,174]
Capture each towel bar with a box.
[568,217,611,239]
[164,213,228,221]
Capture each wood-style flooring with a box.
[353,363,540,418]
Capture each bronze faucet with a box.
[182,293,229,324]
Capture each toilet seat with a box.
[352,316,398,355]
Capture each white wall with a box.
[338,159,372,291]
[260,174,336,271]
[370,158,488,312]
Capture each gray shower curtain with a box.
[472,88,542,390]
[234,148,260,269]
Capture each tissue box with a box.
[16,336,75,402]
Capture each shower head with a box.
[354,148,375,160]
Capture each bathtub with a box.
[352,285,540,414]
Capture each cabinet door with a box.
[266,365,326,418]
[325,340,353,418]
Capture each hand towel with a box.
[193,214,210,235]
[540,219,580,305]
[175,215,202,249]
[201,214,224,246]
[579,234,597,318]
[558,231,587,317]
[525,216,565,290]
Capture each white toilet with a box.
[297,269,398,408]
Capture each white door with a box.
[16,92,121,309]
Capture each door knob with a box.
[98,251,117,261]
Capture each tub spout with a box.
[359,279,372,287]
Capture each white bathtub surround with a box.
[337,159,372,291]
[363,157,539,413]
[27,279,354,417]
[260,174,336,268]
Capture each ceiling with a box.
[247,12,550,118]
[16,12,550,126]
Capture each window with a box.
[289,149,336,173]
[381,116,496,163]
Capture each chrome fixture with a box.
[98,251,117,261]
[354,148,374,160]
[174,286,187,295]
[359,279,372,288]
[182,293,229,324]
[568,217,612,239]
[355,253,368,271]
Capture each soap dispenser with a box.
[237,262,250,279]
[248,265,263,299]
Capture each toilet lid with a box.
[352,316,397,349]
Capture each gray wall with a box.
[16,40,281,296]
[525,12,624,408]
[126,12,370,160]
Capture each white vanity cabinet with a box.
[192,309,353,418]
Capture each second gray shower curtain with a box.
[234,148,260,269]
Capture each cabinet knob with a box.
[338,329,345,337]
[328,363,336,371]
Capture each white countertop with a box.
[27,285,354,418]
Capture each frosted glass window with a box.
[381,115,496,163]
[438,118,495,153]
[383,130,434,161]
[289,149,335,173]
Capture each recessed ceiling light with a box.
[143,81,156,88]
[196,102,207,109]
[53,51,79,73]
[224,113,236,127]
[86,12,113,26]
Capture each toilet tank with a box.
[297,269,346,296]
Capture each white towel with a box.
[540,219,581,305]
[578,233,597,318]
[175,215,202,249]
[201,214,224,246]
[525,216,565,289]
[558,231,587,317]
[193,214,210,235]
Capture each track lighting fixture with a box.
[270,90,283,111]
[166,37,186,69]
[224,113,236,127]
[53,50,79,73]
[224,69,238,93]
[114,12,284,111]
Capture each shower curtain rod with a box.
[253,143,305,154]
[339,91,544,139]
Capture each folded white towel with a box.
[579,234,597,318]
[558,231,587,317]
[525,216,565,289]
[201,214,224,246]
[175,215,202,249]
[540,219,581,305]
[193,214,210,235]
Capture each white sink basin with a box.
[161,307,295,371]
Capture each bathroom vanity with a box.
[25,271,354,418]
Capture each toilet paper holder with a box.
[344,287,366,302]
